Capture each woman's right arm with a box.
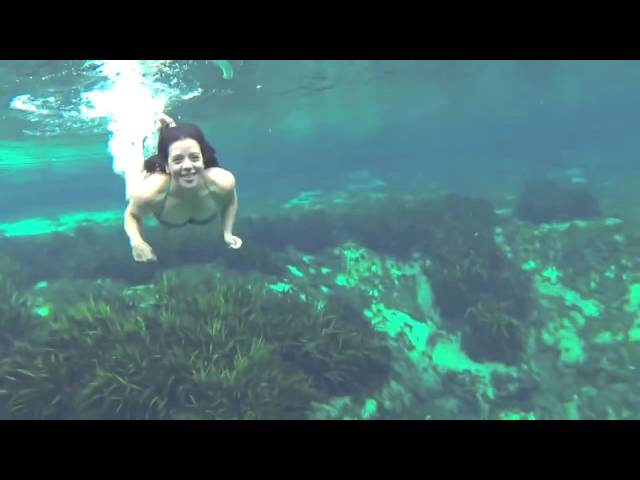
[124,198,157,262]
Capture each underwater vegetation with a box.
[337,195,438,259]
[420,196,533,365]
[0,192,537,368]
[0,276,42,360]
[240,211,339,255]
[0,269,390,419]
[515,179,600,224]
[460,296,529,365]
[0,227,158,286]
[4,179,639,419]
[0,212,338,285]
[0,255,31,290]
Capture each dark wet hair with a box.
[143,123,219,173]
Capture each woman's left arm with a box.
[216,170,242,249]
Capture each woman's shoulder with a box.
[203,167,236,194]
[130,173,171,205]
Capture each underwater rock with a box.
[515,179,600,224]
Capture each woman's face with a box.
[166,138,205,189]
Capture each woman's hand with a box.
[155,113,176,130]
[224,233,243,249]
[131,241,158,262]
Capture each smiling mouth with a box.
[181,173,196,180]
